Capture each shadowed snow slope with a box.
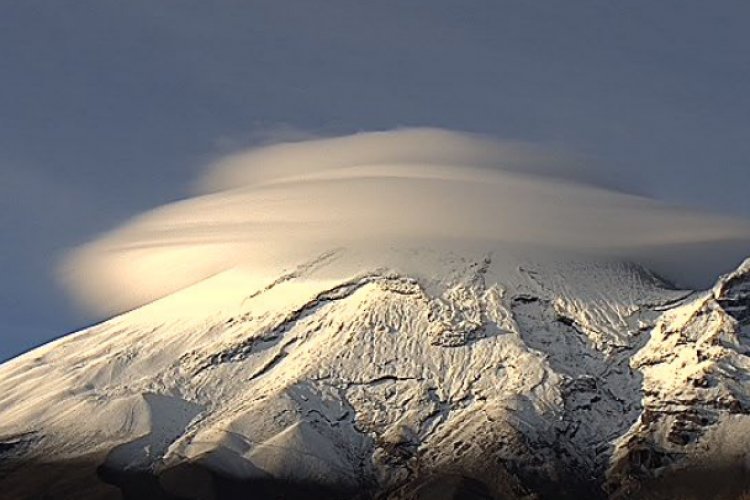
[3,248,750,499]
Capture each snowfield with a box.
[1,248,750,499]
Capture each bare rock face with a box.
[1,250,750,500]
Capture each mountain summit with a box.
[2,248,750,499]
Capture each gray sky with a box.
[1,0,749,361]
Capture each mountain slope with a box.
[1,248,749,499]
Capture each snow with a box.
[2,247,750,498]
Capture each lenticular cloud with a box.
[60,128,750,315]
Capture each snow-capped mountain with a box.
[1,248,750,499]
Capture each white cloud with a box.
[60,129,750,315]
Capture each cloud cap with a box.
[60,129,750,315]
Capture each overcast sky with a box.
[2,1,749,361]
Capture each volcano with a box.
[2,248,750,499]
